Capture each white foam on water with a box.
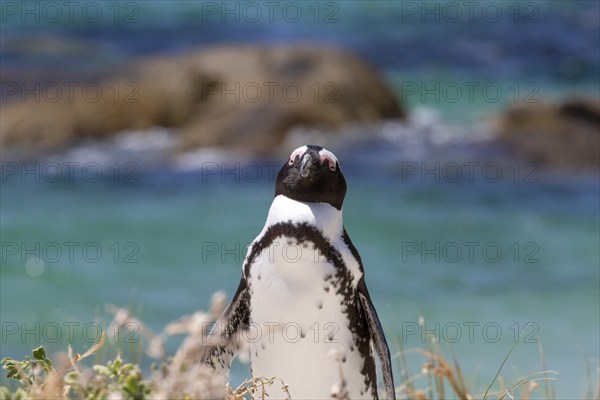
[44,127,177,168]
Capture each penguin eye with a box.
[320,154,337,171]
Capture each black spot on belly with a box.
[317,301,323,309]
[300,330,306,339]
[324,286,330,293]
[257,273,262,280]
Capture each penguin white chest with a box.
[247,235,372,399]
[249,236,340,332]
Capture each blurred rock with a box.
[498,99,599,169]
[1,44,404,157]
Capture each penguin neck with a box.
[265,194,343,239]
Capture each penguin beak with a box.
[300,153,314,178]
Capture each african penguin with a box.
[202,145,395,399]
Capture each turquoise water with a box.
[1,163,598,396]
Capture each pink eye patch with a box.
[288,146,307,165]
[318,149,338,171]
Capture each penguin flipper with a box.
[357,278,396,400]
[202,276,250,374]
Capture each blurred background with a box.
[1,0,599,397]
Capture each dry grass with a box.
[391,317,595,400]
[227,377,291,400]
[1,293,598,400]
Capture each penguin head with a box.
[275,145,347,210]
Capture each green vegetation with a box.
[1,334,152,400]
